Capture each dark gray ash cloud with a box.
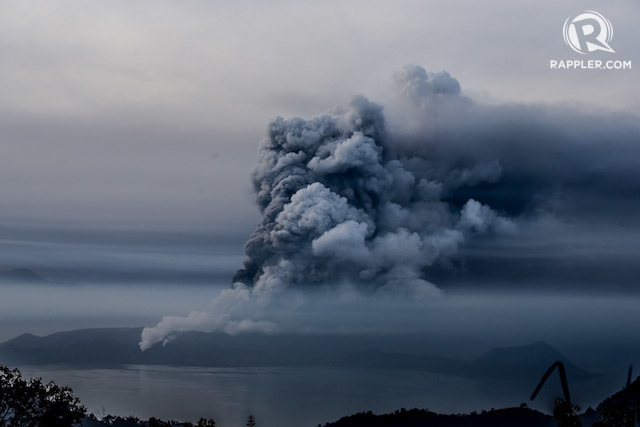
[140,65,640,350]
[386,66,640,289]
[391,66,640,218]
[233,68,515,297]
[232,64,640,294]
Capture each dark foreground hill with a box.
[322,407,555,427]
[0,327,594,381]
[323,375,640,427]
[80,408,555,427]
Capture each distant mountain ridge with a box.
[463,340,594,379]
[0,328,595,381]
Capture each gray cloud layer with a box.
[2,0,639,239]
[387,66,640,288]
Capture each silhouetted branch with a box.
[530,361,571,405]
[624,365,633,405]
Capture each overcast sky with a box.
[1,0,638,235]
[1,0,640,298]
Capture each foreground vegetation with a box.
[1,364,258,427]
[3,363,640,426]
[0,365,85,426]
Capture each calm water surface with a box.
[16,365,621,427]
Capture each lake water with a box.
[16,364,623,427]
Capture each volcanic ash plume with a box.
[139,66,516,351]
[233,73,510,297]
[140,64,640,351]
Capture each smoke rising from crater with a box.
[232,66,511,297]
[139,65,640,351]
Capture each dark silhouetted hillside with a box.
[322,407,555,427]
[595,374,640,410]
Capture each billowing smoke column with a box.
[138,65,517,351]
[232,66,510,297]
[140,64,640,351]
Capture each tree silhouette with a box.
[530,361,581,427]
[246,414,256,427]
[196,417,217,427]
[1,365,85,427]
[594,365,637,427]
[552,398,581,427]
